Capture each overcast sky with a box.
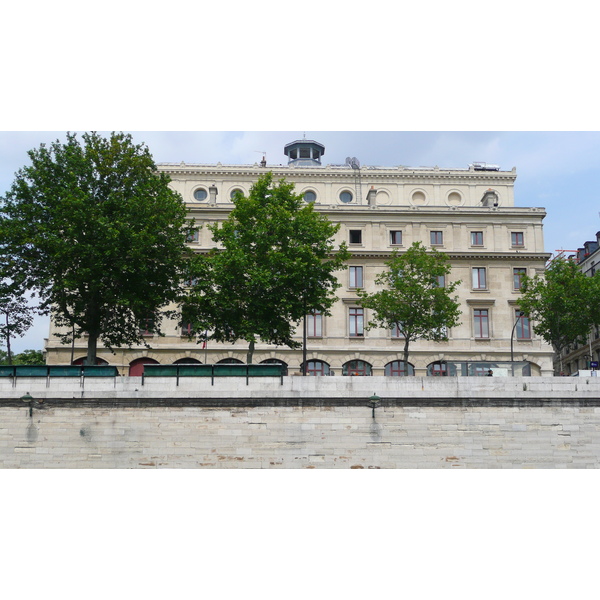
[2,130,600,352]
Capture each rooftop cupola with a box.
[284,139,325,167]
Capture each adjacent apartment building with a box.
[44,138,555,376]
[556,232,600,374]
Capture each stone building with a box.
[556,232,600,375]
[44,138,554,375]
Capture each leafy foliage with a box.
[0,132,193,364]
[518,257,600,370]
[0,348,44,365]
[185,172,349,363]
[357,242,461,371]
[0,280,35,364]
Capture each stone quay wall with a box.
[2,376,600,468]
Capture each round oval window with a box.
[230,188,243,200]
[194,188,208,201]
[304,191,316,203]
[340,191,353,203]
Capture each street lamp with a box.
[511,311,525,371]
[20,392,34,418]
[368,394,381,419]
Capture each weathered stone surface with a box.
[1,404,600,469]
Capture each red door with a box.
[129,358,159,376]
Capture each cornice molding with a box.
[158,164,517,184]
[347,250,551,261]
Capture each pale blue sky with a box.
[1,130,600,352]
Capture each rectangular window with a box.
[349,230,362,244]
[349,307,364,337]
[181,321,195,336]
[430,231,443,245]
[472,267,487,290]
[435,274,446,288]
[391,323,405,338]
[390,230,402,245]
[516,311,531,339]
[139,317,155,336]
[473,309,489,338]
[513,268,527,290]
[306,310,322,337]
[471,231,484,246]
[511,232,524,247]
[186,229,200,243]
[349,266,363,288]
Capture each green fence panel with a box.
[83,366,119,377]
[178,365,213,377]
[14,366,49,377]
[248,364,282,377]
[212,364,247,377]
[49,366,82,377]
[0,366,15,377]
[143,365,178,377]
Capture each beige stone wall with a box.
[45,159,554,374]
[3,402,600,469]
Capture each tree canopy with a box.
[357,242,462,371]
[0,132,193,365]
[0,348,44,366]
[184,172,349,363]
[0,280,35,365]
[518,257,600,372]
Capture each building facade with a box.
[44,139,555,376]
[556,232,600,375]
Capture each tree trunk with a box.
[403,337,410,376]
[86,333,98,366]
[246,340,255,365]
[5,313,12,365]
[302,313,307,376]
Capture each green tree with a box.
[0,132,193,365]
[12,349,44,365]
[0,280,35,365]
[185,172,349,363]
[357,242,462,372]
[0,349,45,366]
[518,257,600,373]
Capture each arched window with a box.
[343,360,372,376]
[173,358,202,365]
[384,360,415,376]
[302,360,330,376]
[427,361,456,376]
[260,358,288,376]
[129,357,159,376]
[216,358,244,364]
[72,356,109,366]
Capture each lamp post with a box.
[368,394,381,419]
[20,392,34,418]
[511,311,525,375]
